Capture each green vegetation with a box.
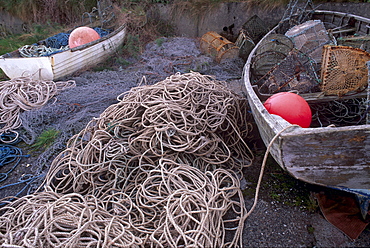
[30,129,60,152]
[244,154,320,212]
[155,37,165,47]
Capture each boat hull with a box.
[243,10,370,190]
[0,25,126,80]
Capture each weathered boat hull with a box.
[0,25,126,81]
[243,10,370,190]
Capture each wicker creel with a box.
[200,31,239,63]
[320,45,370,96]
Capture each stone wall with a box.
[147,2,286,38]
[1,1,370,37]
[147,1,370,38]
[0,10,26,35]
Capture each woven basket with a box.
[320,45,370,96]
[200,31,239,63]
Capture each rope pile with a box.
[0,72,254,247]
[0,77,75,139]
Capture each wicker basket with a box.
[200,31,239,63]
[320,45,370,96]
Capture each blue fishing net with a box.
[44,27,111,49]
[93,27,111,37]
[40,27,111,56]
[45,32,70,49]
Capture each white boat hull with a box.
[0,25,126,81]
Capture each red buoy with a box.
[68,27,100,48]
[263,92,312,128]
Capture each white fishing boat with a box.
[0,23,126,81]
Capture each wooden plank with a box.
[280,126,370,188]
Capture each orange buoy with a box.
[68,27,101,48]
[263,92,312,128]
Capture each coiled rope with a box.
[0,77,75,141]
[0,72,254,247]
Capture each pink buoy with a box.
[263,92,312,128]
[68,27,100,48]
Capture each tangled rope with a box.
[1,72,254,247]
[19,45,69,57]
[0,77,75,141]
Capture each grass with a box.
[30,129,60,152]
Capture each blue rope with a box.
[0,131,20,144]
[0,144,34,206]
[0,144,30,183]
[0,174,43,207]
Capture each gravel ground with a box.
[1,36,369,247]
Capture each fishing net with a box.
[258,50,320,94]
[2,37,242,201]
[0,35,252,247]
[320,45,370,96]
[0,72,254,247]
[310,98,368,127]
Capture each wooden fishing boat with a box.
[0,24,126,81]
[243,9,370,215]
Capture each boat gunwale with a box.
[0,23,126,59]
[243,9,370,140]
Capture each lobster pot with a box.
[251,51,287,80]
[285,20,331,63]
[320,45,370,96]
[235,32,255,61]
[255,34,294,55]
[259,50,319,94]
[200,31,239,63]
[251,34,294,80]
[337,35,370,53]
[241,15,269,44]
